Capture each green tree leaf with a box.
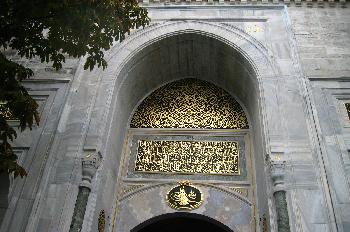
[0,0,149,178]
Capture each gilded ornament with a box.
[135,140,240,175]
[0,102,16,120]
[166,182,203,210]
[345,103,350,120]
[230,187,249,198]
[98,209,105,232]
[130,78,249,129]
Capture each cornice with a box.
[140,0,347,8]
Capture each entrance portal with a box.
[110,32,266,232]
[131,213,234,232]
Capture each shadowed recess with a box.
[131,212,234,232]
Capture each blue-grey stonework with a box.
[69,187,91,232]
[0,3,349,232]
[274,191,291,232]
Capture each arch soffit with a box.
[103,20,274,82]
[82,20,274,157]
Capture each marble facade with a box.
[0,2,349,232]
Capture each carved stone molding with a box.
[81,151,102,189]
[228,187,249,198]
[266,154,287,192]
[140,0,347,8]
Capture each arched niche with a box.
[106,32,262,159]
[127,78,249,177]
[97,29,272,231]
[130,78,249,130]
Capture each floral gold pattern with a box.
[130,78,249,129]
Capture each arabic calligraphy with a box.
[135,140,240,175]
[130,78,249,129]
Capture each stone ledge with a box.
[140,0,347,7]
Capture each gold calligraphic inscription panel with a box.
[135,140,240,175]
[130,78,249,129]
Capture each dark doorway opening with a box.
[131,212,234,232]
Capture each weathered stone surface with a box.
[1,4,349,232]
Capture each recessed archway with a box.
[131,213,234,232]
[95,23,275,231]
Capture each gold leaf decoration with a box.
[130,78,249,129]
[98,210,105,232]
[0,102,16,120]
[229,187,249,197]
[166,182,203,210]
[345,103,350,120]
[135,140,240,175]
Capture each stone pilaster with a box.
[269,156,287,193]
[81,151,102,189]
[268,154,291,232]
[70,152,102,232]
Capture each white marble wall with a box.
[1,4,350,232]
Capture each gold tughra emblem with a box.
[166,181,203,210]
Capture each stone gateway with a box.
[0,1,349,232]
